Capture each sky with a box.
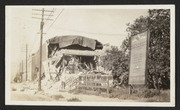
[5,6,149,76]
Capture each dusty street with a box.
[10,81,170,103]
[11,91,54,101]
[11,89,128,102]
[11,82,135,102]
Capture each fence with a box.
[77,74,113,95]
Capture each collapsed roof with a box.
[47,35,103,50]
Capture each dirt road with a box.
[11,91,54,101]
[11,83,135,102]
[11,90,124,102]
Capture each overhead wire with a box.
[34,8,125,51]
[30,8,55,54]
[43,8,125,41]
[44,8,56,26]
[43,8,64,39]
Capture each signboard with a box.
[129,31,149,85]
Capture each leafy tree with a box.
[125,9,170,89]
[101,46,129,88]
[102,9,170,89]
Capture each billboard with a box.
[129,30,149,85]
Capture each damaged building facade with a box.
[23,35,106,90]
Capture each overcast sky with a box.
[6,6,149,76]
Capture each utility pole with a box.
[26,44,28,81]
[32,8,54,91]
[22,60,23,82]
[39,8,44,91]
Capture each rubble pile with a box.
[13,36,114,93]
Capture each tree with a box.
[101,46,129,88]
[125,9,170,89]
[102,9,170,89]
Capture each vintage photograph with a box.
[5,5,175,106]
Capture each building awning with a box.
[47,35,103,50]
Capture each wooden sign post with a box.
[128,30,150,93]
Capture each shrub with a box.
[142,89,160,98]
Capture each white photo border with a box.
[5,5,175,107]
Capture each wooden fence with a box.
[77,74,113,95]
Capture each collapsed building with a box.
[30,35,105,90]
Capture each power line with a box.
[43,9,64,40]
[30,8,55,54]
[44,9,64,35]
[44,8,56,26]
[42,8,125,39]
[42,8,125,42]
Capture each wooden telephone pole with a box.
[26,44,28,81]
[21,60,23,82]
[32,8,53,91]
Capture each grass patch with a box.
[67,97,81,102]
[109,87,130,99]
[70,86,170,102]
[143,90,170,102]
[109,87,170,102]
[134,88,160,98]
